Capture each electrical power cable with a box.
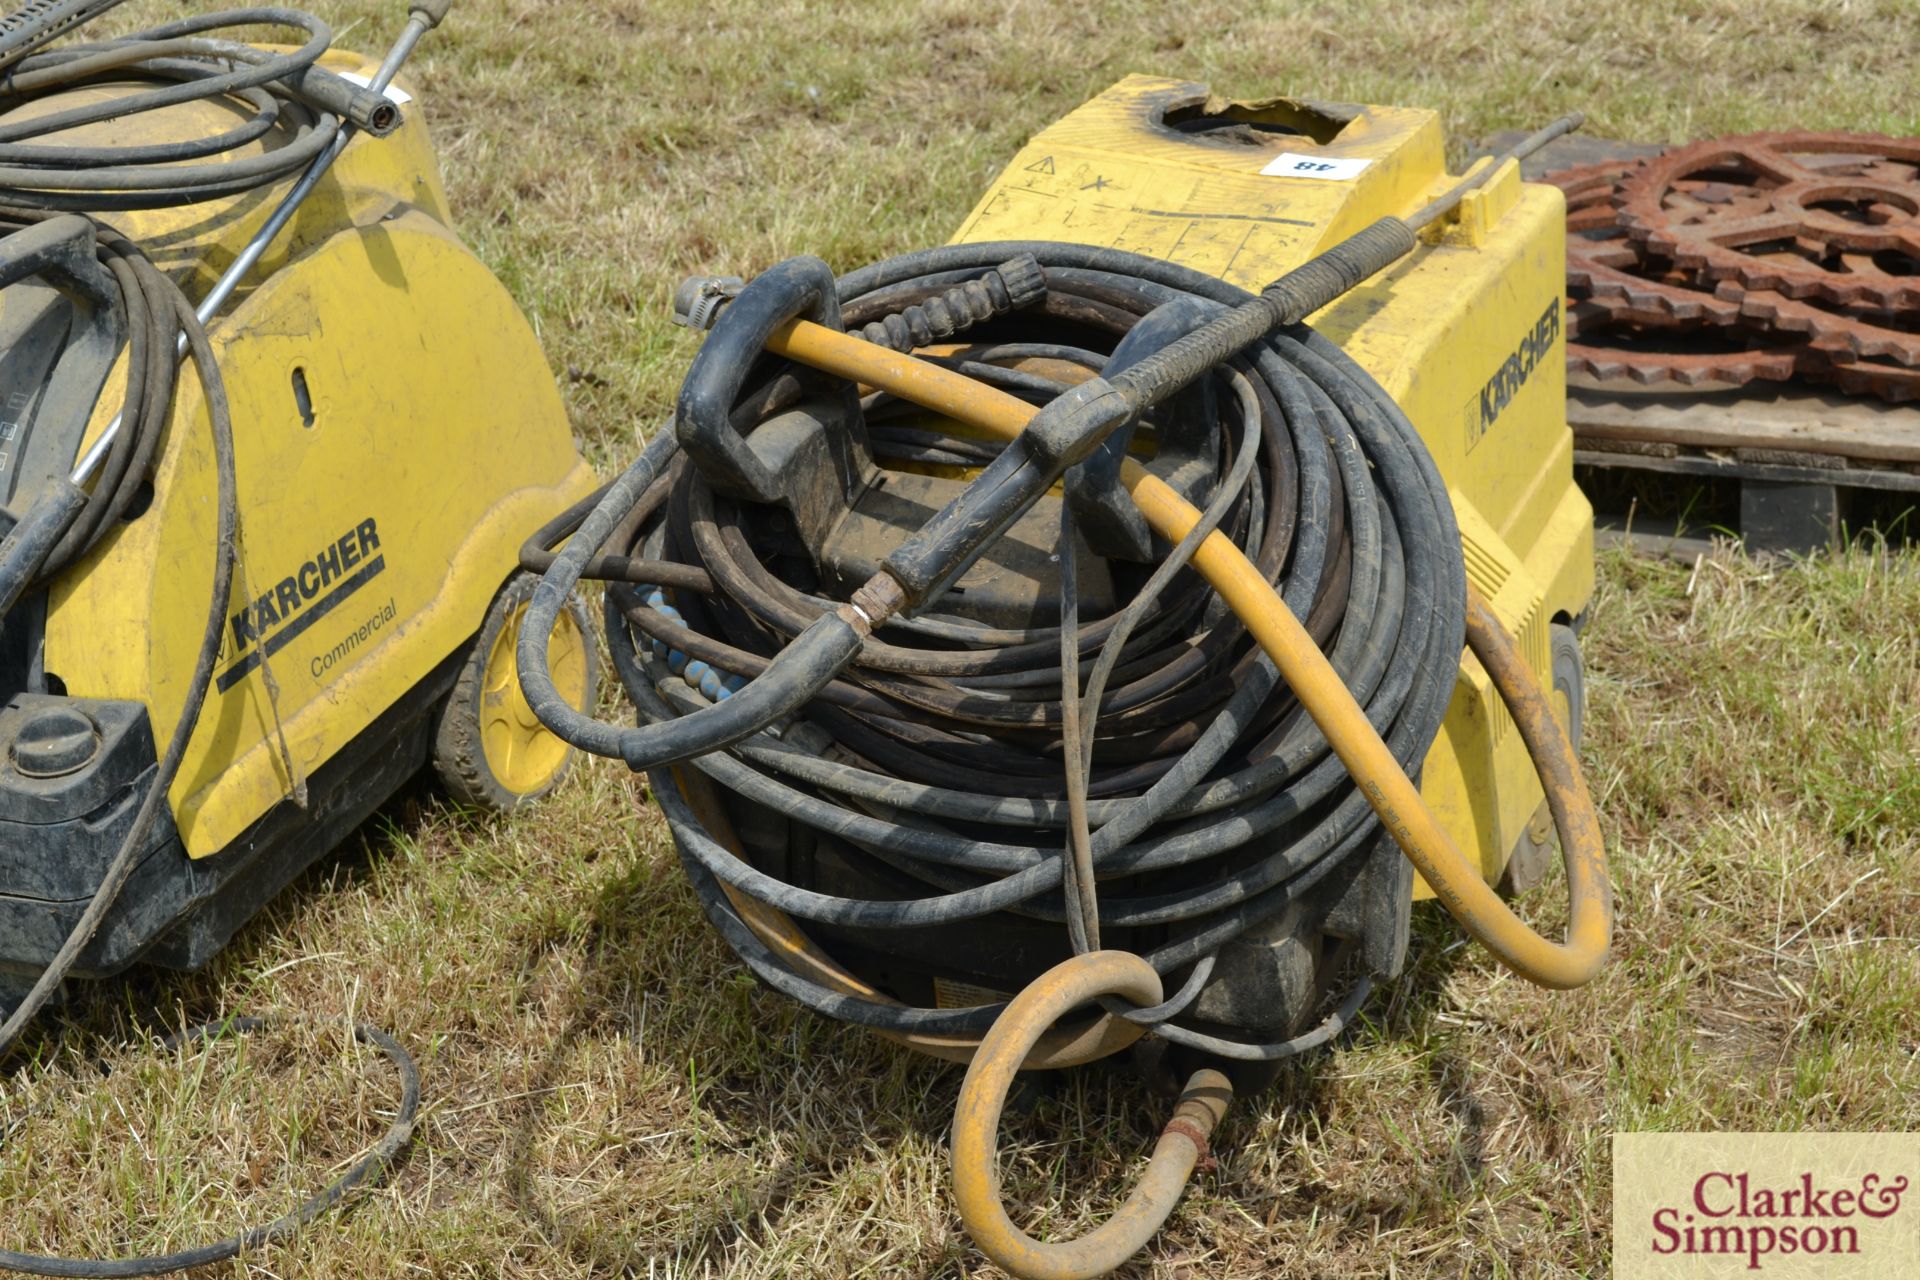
[0,1017,420,1279]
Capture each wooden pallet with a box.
[1569,384,1920,552]
[1469,131,1920,550]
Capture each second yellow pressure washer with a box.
[0,5,597,1267]
[522,85,1612,1280]
[0,3,597,1040]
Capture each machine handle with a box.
[1066,294,1223,563]
[0,218,124,602]
[517,425,872,771]
[672,255,847,504]
[0,214,119,316]
[0,477,86,617]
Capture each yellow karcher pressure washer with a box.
[0,2,592,1079]
[523,83,1612,1279]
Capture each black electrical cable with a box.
[0,1017,420,1278]
[542,243,1466,1060]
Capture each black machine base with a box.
[0,649,464,1010]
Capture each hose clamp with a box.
[671,274,744,331]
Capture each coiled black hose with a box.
[0,6,390,209]
[547,242,1467,1060]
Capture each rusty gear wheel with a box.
[1616,131,1920,311]
[1716,283,1920,366]
[1552,161,1803,391]
[1553,159,1636,230]
[1796,347,1920,403]
[1567,328,1802,389]
[1551,160,1747,328]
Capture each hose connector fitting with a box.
[409,0,454,30]
[857,253,1045,352]
[280,64,403,136]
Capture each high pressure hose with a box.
[562,243,1471,1046]
[523,118,1609,1278]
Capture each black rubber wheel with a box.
[432,572,597,812]
[1498,621,1585,898]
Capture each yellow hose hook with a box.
[951,952,1233,1280]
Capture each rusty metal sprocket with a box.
[1812,356,1920,403]
[1717,283,1920,367]
[1551,161,1800,390]
[1567,328,1802,389]
[1548,159,1747,327]
[1616,131,1920,311]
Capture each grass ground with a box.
[5,1,1920,1276]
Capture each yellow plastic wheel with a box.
[433,573,597,811]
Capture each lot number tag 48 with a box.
[1260,153,1373,180]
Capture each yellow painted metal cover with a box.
[954,77,1595,892]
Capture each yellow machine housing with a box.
[29,46,596,857]
[953,78,1592,892]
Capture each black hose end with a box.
[361,97,402,137]
[278,66,406,139]
[998,253,1046,309]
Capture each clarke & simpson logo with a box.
[1615,1134,1920,1278]
[1651,1170,1907,1270]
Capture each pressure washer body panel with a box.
[952,77,1594,898]
[0,50,596,991]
